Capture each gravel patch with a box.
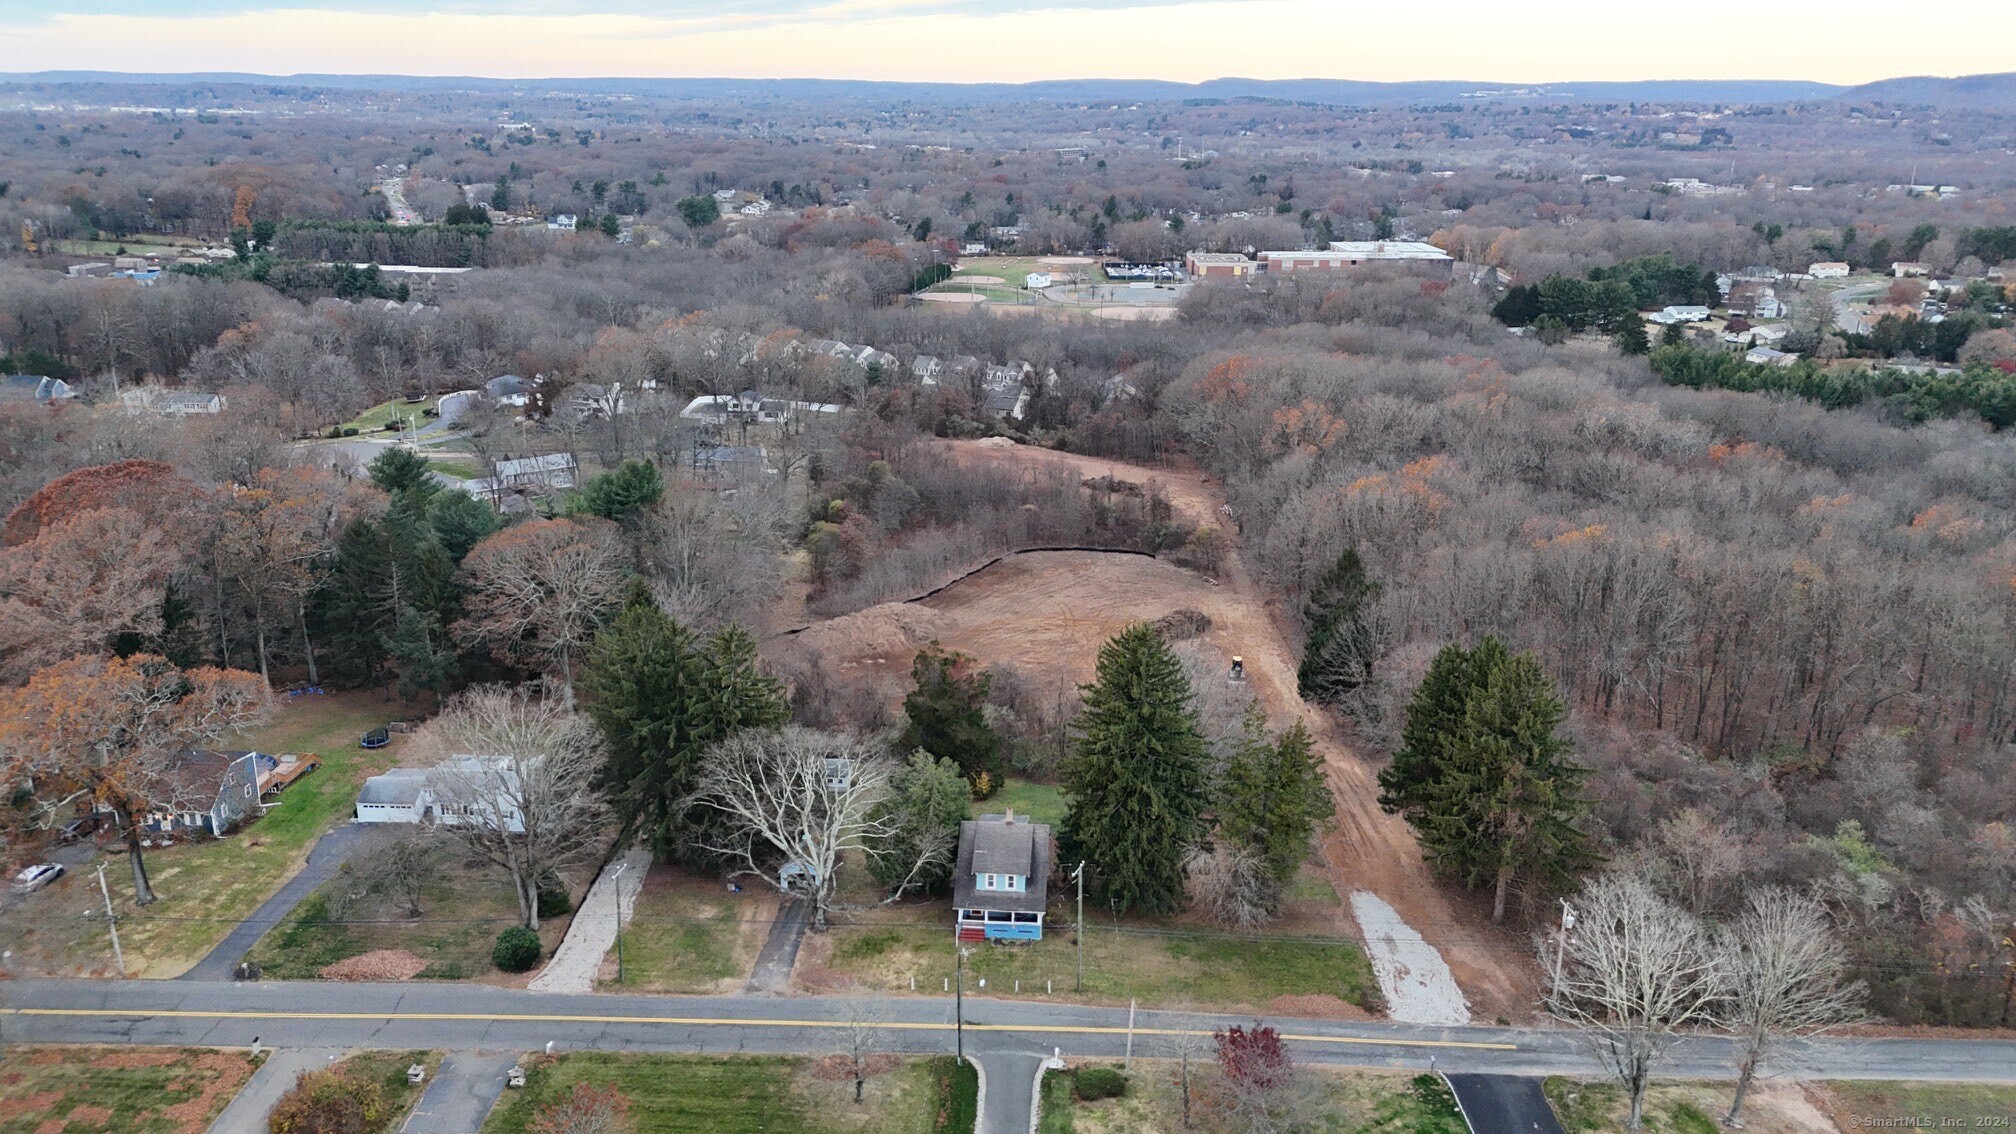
[528,849,649,994]
[1349,890,1470,1025]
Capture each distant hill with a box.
[1842,71,2016,109]
[11,70,2015,110]
[0,71,1850,107]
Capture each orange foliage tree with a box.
[212,466,371,687]
[454,518,628,687]
[529,1082,631,1134]
[2,459,196,546]
[0,654,271,904]
[0,506,184,683]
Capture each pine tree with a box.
[427,490,501,562]
[1060,622,1210,915]
[869,749,971,896]
[1218,708,1333,890]
[578,460,664,522]
[384,602,455,702]
[366,446,437,500]
[1378,636,1508,815]
[1383,638,1594,923]
[1297,548,1381,705]
[582,596,785,857]
[901,642,1001,793]
[315,512,457,689]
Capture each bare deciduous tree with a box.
[1186,843,1274,932]
[350,824,450,919]
[455,518,628,688]
[1716,888,1868,1127]
[1543,872,1724,1130]
[687,727,916,931]
[425,684,612,931]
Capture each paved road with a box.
[1445,1073,1566,1134]
[5,979,2014,1085]
[976,1050,1045,1134]
[181,823,369,981]
[404,1051,518,1134]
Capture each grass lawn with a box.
[976,778,1065,827]
[1038,1062,1466,1134]
[604,864,766,992]
[803,914,1377,1013]
[246,850,561,981]
[336,396,442,435]
[427,456,484,480]
[1818,1082,2016,1134]
[0,691,412,977]
[0,1046,256,1134]
[1545,1077,1890,1134]
[478,1052,954,1134]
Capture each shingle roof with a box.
[357,767,428,806]
[952,814,1052,914]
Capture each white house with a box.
[1745,347,1799,367]
[1649,305,1713,325]
[355,755,525,832]
[549,214,578,231]
[1809,262,1851,279]
[1025,271,1053,289]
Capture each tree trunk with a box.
[1627,1061,1649,1129]
[125,823,156,907]
[515,868,540,932]
[1492,862,1513,924]
[255,620,271,690]
[299,603,320,687]
[1724,1053,1759,1127]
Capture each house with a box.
[953,810,1052,942]
[549,214,578,231]
[355,755,524,832]
[494,453,577,490]
[1891,261,1932,278]
[138,750,265,837]
[1649,306,1713,324]
[1,375,78,404]
[1745,347,1799,367]
[1809,262,1851,279]
[910,355,944,386]
[1025,272,1053,289]
[1726,282,1782,320]
[1184,251,1256,279]
[691,445,775,478]
[484,374,531,407]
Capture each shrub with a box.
[1073,1067,1127,1101]
[492,926,542,971]
[536,884,571,919]
[267,1068,389,1134]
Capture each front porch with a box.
[956,908,1044,942]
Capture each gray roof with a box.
[952,814,1051,915]
[357,767,428,806]
[1,375,76,403]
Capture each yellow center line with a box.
[3,1008,1516,1051]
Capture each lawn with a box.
[1545,1077,1900,1134]
[1819,1082,2016,1134]
[245,850,561,981]
[1037,1062,1467,1134]
[335,396,442,435]
[604,864,766,992]
[803,914,1377,1013]
[426,456,484,480]
[0,1046,256,1134]
[0,691,413,977]
[478,1053,954,1134]
[975,778,1066,827]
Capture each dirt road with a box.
[934,440,1536,1021]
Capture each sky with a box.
[2,1,2014,86]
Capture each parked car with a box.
[361,727,390,750]
[56,815,100,844]
[11,863,65,893]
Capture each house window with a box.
[1004,875,1020,891]
[981,873,997,891]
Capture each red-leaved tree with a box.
[529,1082,630,1134]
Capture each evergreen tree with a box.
[578,459,664,522]
[1616,317,1651,356]
[384,602,456,702]
[1296,548,1381,705]
[315,510,458,689]
[901,642,1002,793]
[427,490,501,562]
[1059,623,1210,915]
[1378,637,1509,815]
[1382,638,1594,922]
[599,212,621,238]
[366,446,437,500]
[582,593,785,856]
[868,749,971,896]
[1218,708,1333,891]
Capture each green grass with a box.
[1823,1082,2016,1131]
[606,868,762,992]
[427,457,483,480]
[335,396,441,435]
[1356,1074,1468,1134]
[1038,1070,1077,1134]
[0,692,409,976]
[975,778,1066,827]
[0,1046,256,1134]
[810,919,1377,1013]
[929,1057,979,1134]
[479,1053,943,1134]
[326,1050,441,1134]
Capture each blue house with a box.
[954,811,1051,942]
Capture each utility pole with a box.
[613,862,627,985]
[954,942,970,1063]
[1550,898,1576,1001]
[94,862,126,976]
[1072,862,1086,992]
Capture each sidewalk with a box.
[526,848,649,994]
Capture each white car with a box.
[11,863,65,894]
